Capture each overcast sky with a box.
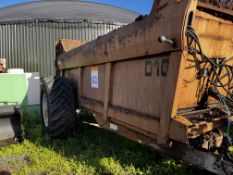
[0,0,154,14]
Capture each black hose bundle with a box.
[187,26,233,99]
[186,26,232,105]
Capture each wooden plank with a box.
[103,63,112,121]
[110,118,158,140]
[108,107,160,137]
[80,98,103,114]
[111,57,167,117]
[56,39,86,56]
[157,52,183,144]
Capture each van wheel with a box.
[40,76,78,139]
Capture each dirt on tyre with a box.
[40,76,78,139]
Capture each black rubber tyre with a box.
[40,76,78,139]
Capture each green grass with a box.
[0,114,213,175]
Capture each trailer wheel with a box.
[40,76,78,139]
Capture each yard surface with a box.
[0,113,218,175]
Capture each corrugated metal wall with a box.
[0,21,122,76]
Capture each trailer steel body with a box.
[41,0,233,174]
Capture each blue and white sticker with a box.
[91,66,99,88]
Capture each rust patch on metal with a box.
[198,33,231,41]
[153,2,168,16]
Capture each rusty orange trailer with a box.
[41,0,233,174]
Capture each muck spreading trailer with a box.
[41,0,233,174]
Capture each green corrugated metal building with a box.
[0,0,138,76]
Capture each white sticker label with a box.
[110,123,118,131]
[91,67,99,88]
